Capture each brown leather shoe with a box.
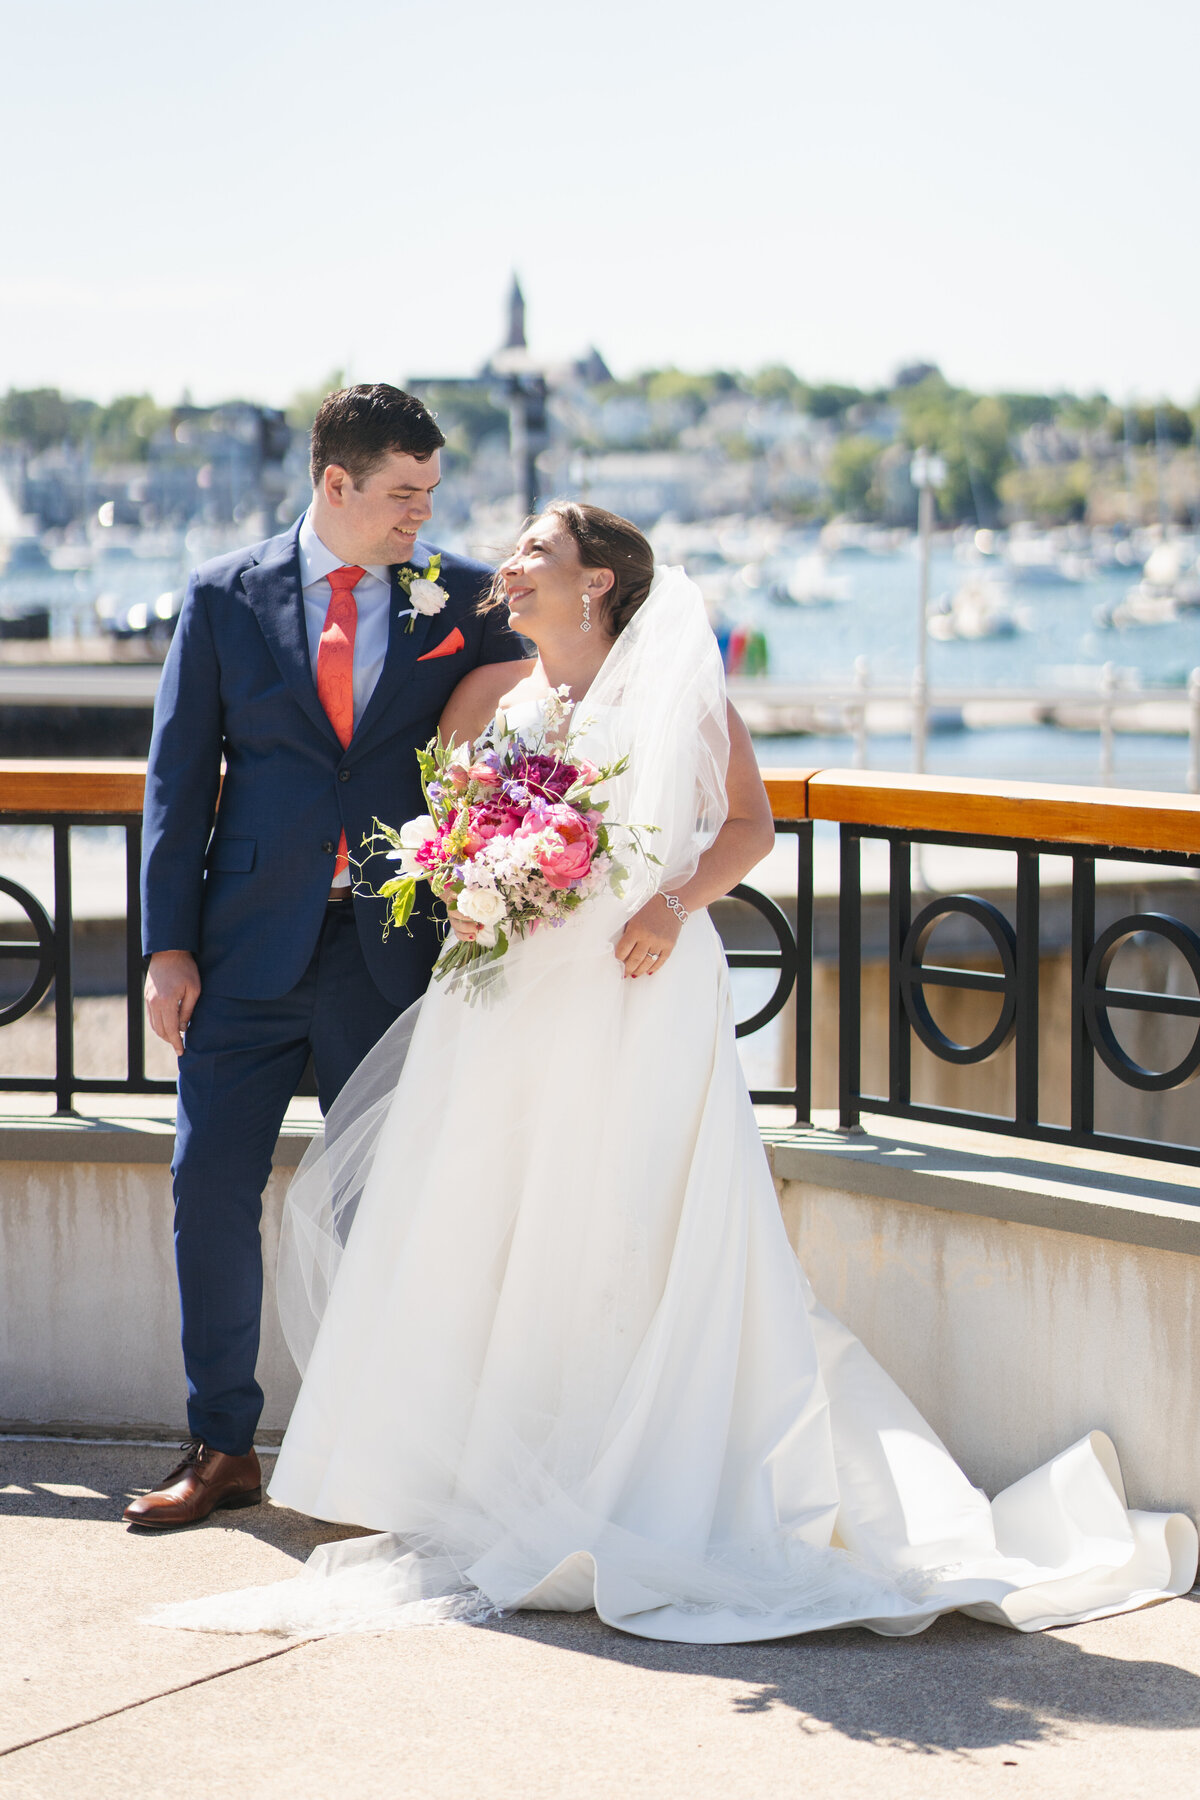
[123,1440,262,1530]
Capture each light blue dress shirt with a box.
[297,509,394,730]
[297,510,396,887]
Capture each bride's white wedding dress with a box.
[153,569,1197,1642]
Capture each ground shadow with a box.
[0,1440,369,1557]
[784,1122,1200,1214]
[481,1600,1200,1756]
[7,1440,1199,1756]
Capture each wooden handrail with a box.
[761,768,1200,855]
[0,761,148,814]
[0,760,1196,856]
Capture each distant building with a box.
[145,402,293,526]
[571,452,726,523]
[504,274,527,352]
[893,361,942,389]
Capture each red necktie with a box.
[317,565,364,878]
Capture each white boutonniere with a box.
[397,552,449,632]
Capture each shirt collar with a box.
[298,509,392,589]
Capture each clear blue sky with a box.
[3,0,1197,405]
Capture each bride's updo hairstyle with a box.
[485,501,655,638]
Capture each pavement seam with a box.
[0,1637,315,1761]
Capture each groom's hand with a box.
[146,951,202,1056]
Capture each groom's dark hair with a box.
[310,384,445,489]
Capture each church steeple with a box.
[504,273,527,351]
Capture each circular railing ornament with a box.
[723,883,798,1039]
[1082,912,1200,1092]
[0,877,55,1027]
[899,895,1017,1065]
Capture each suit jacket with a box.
[141,519,527,1005]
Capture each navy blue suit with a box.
[142,519,526,1453]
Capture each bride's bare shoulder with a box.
[439,659,537,744]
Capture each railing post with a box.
[125,817,147,1088]
[851,656,869,770]
[911,666,928,778]
[1014,848,1040,1130]
[1099,661,1116,787]
[889,837,912,1108]
[1070,854,1096,1138]
[52,821,76,1116]
[792,822,813,1125]
[838,826,862,1130]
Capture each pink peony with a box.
[471,802,527,843]
[469,761,502,788]
[573,759,602,787]
[525,804,598,889]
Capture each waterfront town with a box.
[4,278,1200,573]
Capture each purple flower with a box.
[513,752,579,802]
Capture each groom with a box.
[125,384,528,1529]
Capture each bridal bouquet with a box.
[364,689,648,996]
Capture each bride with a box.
[154,502,1197,1642]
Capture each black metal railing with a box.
[0,810,173,1114]
[3,766,1200,1166]
[835,822,1200,1170]
[722,820,812,1115]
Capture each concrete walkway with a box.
[3,1442,1200,1799]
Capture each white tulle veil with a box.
[275,564,730,1374]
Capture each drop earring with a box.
[580,592,592,633]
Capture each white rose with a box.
[456,886,507,927]
[386,847,425,876]
[408,578,448,617]
[398,815,438,850]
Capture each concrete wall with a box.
[769,1126,1200,1520]
[3,1118,1199,1536]
[0,1132,302,1441]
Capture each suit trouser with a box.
[171,902,404,1455]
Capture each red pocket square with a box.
[418,626,464,662]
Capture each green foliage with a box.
[892,377,1014,522]
[1054,393,1111,431]
[420,384,509,451]
[590,376,646,401]
[0,387,94,451]
[377,874,417,931]
[748,364,805,404]
[1108,403,1194,447]
[0,387,169,462]
[645,368,720,412]
[998,460,1092,524]
[994,392,1058,430]
[286,372,344,432]
[827,436,885,516]
[90,394,170,465]
[719,432,756,462]
[805,383,865,420]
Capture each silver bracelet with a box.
[663,892,689,924]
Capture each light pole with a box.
[909,447,946,774]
